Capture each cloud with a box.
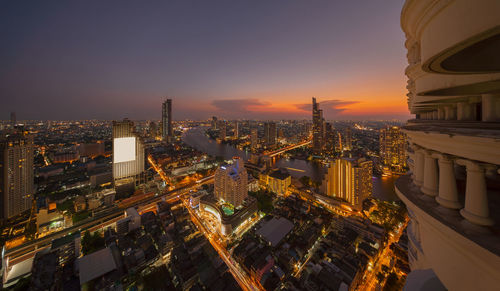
[211,98,272,117]
[295,99,360,118]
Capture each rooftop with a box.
[78,247,117,285]
[255,217,294,247]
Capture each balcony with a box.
[395,162,500,289]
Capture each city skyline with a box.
[0,1,409,121]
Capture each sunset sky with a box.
[0,1,410,121]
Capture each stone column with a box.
[457,160,494,226]
[421,151,438,196]
[414,148,425,186]
[457,102,472,121]
[482,94,500,122]
[437,107,445,120]
[433,154,461,209]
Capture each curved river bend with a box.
[182,127,398,201]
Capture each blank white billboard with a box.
[113,137,136,163]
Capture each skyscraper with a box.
[218,121,227,141]
[312,97,325,154]
[0,130,34,220]
[234,121,239,139]
[344,127,352,151]
[323,158,372,210]
[264,122,277,146]
[10,112,16,127]
[250,128,258,150]
[379,126,407,173]
[211,116,217,130]
[399,1,500,289]
[112,119,145,190]
[161,99,173,142]
[214,158,248,207]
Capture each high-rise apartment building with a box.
[161,99,173,142]
[323,158,372,210]
[218,121,226,141]
[264,122,276,146]
[344,127,352,151]
[214,158,248,207]
[312,97,325,154]
[211,116,217,130]
[112,119,145,189]
[399,1,500,289]
[10,112,16,127]
[379,126,407,173]
[234,121,239,139]
[0,130,34,220]
[250,128,258,150]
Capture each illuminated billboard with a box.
[113,137,136,163]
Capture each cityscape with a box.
[1,1,499,291]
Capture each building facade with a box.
[0,130,34,220]
[399,1,500,290]
[214,158,248,207]
[218,120,227,141]
[264,122,277,147]
[323,158,372,210]
[379,126,407,174]
[260,169,291,196]
[312,97,325,154]
[161,99,173,141]
[250,128,258,150]
[112,119,145,188]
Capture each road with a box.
[183,199,262,291]
[4,176,214,265]
[356,217,409,291]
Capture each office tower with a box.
[0,130,34,220]
[112,119,145,189]
[344,127,352,150]
[149,121,158,139]
[264,122,276,146]
[325,123,335,152]
[379,126,407,173]
[335,132,343,152]
[161,99,173,142]
[214,158,248,207]
[250,128,258,150]
[211,116,218,130]
[312,97,325,154]
[218,121,226,141]
[323,158,372,210]
[10,112,16,127]
[234,121,239,139]
[399,1,500,290]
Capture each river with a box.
[182,127,399,201]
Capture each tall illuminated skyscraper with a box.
[161,99,173,142]
[250,128,258,150]
[218,121,227,141]
[399,1,500,289]
[312,97,325,154]
[344,127,352,151]
[234,121,239,139]
[323,158,372,210]
[379,126,407,173]
[112,119,145,190]
[211,116,217,130]
[0,130,34,220]
[264,122,276,146]
[10,112,16,128]
[214,158,248,207]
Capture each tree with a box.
[81,230,105,255]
